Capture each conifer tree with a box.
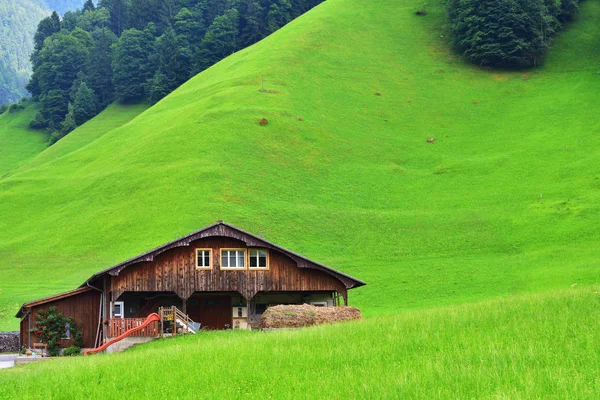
[197,9,239,71]
[61,102,77,134]
[112,28,155,102]
[147,71,170,104]
[99,0,129,35]
[31,12,61,67]
[73,82,98,125]
[83,0,96,12]
[238,1,264,48]
[88,28,117,107]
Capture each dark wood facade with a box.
[17,222,365,346]
[109,237,348,303]
[19,288,101,349]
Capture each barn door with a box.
[187,296,232,330]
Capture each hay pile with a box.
[259,304,362,329]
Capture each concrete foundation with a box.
[15,356,51,366]
[105,337,157,354]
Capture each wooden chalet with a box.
[17,221,365,349]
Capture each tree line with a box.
[447,0,580,67]
[27,0,323,143]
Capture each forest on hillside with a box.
[0,0,48,105]
[0,0,86,105]
[26,0,323,143]
[447,0,580,67]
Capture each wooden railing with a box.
[107,318,159,338]
[158,306,197,336]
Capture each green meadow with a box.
[0,0,599,396]
[1,288,599,398]
[0,104,46,178]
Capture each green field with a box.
[0,0,599,396]
[1,288,599,398]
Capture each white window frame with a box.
[220,249,246,269]
[111,301,124,319]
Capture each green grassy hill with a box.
[0,0,599,327]
[0,0,599,395]
[0,105,47,178]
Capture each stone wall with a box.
[0,332,19,353]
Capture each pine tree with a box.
[238,1,264,48]
[88,28,117,107]
[147,71,170,104]
[61,102,77,134]
[154,28,193,91]
[197,9,239,71]
[129,0,158,30]
[112,28,155,102]
[73,82,98,125]
[266,0,292,34]
[83,0,96,12]
[31,12,61,68]
[99,0,129,35]
[40,89,68,130]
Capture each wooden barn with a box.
[16,221,365,350]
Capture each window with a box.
[196,248,212,269]
[62,322,71,339]
[111,301,124,318]
[249,249,268,269]
[221,249,246,269]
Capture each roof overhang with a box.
[15,286,94,318]
[81,221,366,290]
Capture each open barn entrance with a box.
[115,292,182,318]
[186,293,240,330]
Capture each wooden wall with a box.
[110,237,347,301]
[22,289,101,349]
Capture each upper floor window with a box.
[196,249,212,269]
[249,249,268,269]
[221,249,245,269]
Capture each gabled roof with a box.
[16,287,94,318]
[81,221,366,289]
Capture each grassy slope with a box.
[14,103,149,173]
[0,105,46,177]
[1,288,599,398]
[0,0,599,328]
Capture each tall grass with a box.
[1,289,598,398]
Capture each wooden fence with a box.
[107,318,159,338]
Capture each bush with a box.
[447,0,579,67]
[0,104,8,114]
[63,346,81,357]
[29,112,48,129]
[33,306,67,356]
[7,103,24,113]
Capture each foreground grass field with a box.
[1,288,598,398]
